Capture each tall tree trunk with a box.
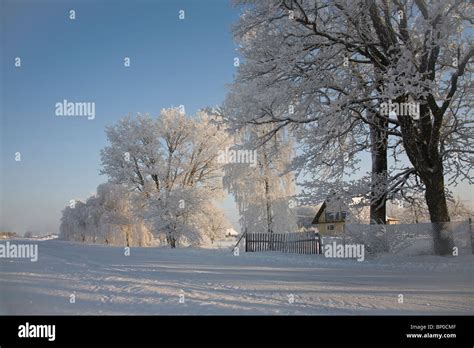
[421,168,452,255]
[264,177,273,234]
[423,170,450,223]
[262,146,273,234]
[167,230,177,248]
[402,135,452,254]
[168,235,176,248]
[397,98,452,255]
[369,114,387,225]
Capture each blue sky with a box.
[1,0,242,234]
[1,0,472,236]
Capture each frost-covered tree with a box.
[222,122,297,234]
[195,201,232,244]
[228,0,473,254]
[388,194,473,224]
[100,108,231,247]
[59,183,153,246]
[59,200,87,242]
[227,0,385,223]
[448,197,474,221]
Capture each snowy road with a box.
[1,239,473,315]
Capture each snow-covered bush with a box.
[344,224,390,255]
[59,200,88,242]
[344,222,471,256]
[59,183,153,246]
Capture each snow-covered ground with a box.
[0,239,472,315]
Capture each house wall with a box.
[314,204,346,235]
[316,222,345,235]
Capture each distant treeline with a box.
[0,231,17,239]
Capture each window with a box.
[341,211,347,221]
[325,212,335,222]
[327,211,347,222]
[327,224,335,231]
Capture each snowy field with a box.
[0,239,473,315]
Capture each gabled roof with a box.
[311,201,326,224]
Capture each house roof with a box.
[311,201,326,224]
[312,200,402,225]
